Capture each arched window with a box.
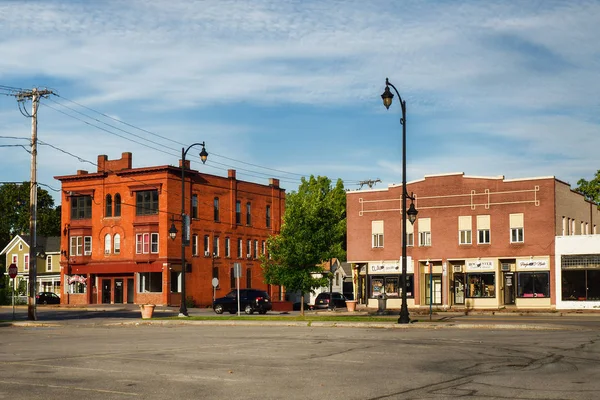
[114,234,121,254]
[104,234,111,255]
[105,194,112,217]
[214,197,219,222]
[114,193,121,217]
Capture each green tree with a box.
[575,170,600,207]
[0,182,61,248]
[261,176,346,314]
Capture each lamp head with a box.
[381,86,393,109]
[199,145,208,164]
[407,202,418,224]
[169,222,178,241]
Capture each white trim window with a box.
[225,237,231,258]
[70,236,83,256]
[24,254,29,271]
[84,236,92,255]
[458,216,472,245]
[46,255,52,272]
[477,215,491,244]
[114,234,121,254]
[510,213,524,243]
[418,218,431,247]
[406,218,414,247]
[372,220,384,248]
[104,234,111,255]
[151,233,159,254]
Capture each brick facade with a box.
[55,152,285,307]
[347,173,600,310]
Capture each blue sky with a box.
[1,0,599,203]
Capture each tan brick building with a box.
[347,173,599,311]
[55,152,285,307]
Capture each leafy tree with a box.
[0,182,61,249]
[576,170,600,207]
[261,175,346,314]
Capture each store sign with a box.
[466,260,494,271]
[369,257,413,274]
[68,275,87,284]
[518,259,549,269]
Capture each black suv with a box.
[213,289,272,315]
[313,292,347,310]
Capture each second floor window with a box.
[372,220,384,248]
[136,190,158,216]
[266,205,271,228]
[192,234,198,256]
[246,202,252,225]
[71,195,92,220]
[104,234,111,255]
[105,194,112,217]
[237,238,243,258]
[204,235,210,254]
[225,237,230,257]
[135,233,159,254]
[46,255,52,272]
[114,234,121,254]
[213,236,219,257]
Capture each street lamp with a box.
[178,142,208,317]
[381,78,418,324]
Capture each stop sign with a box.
[8,263,17,279]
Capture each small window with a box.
[24,254,29,271]
[372,220,384,248]
[105,194,112,217]
[114,193,122,217]
[192,194,198,219]
[478,230,490,244]
[84,236,92,255]
[151,233,159,253]
[236,201,241,224]
[104,234,111,255]
[114,234,121,254]
[237,238,243,258]
[246,202,252,225]
[511,228,524,243]
[509,213,524,243]
[225,237,230,257]
[419,232,431,246]
[266,205,271,228]
[213,197,219,222]
[406,233,414,247]
[192,234,198,256]
[213,236,219,257]
[418,218,431,247]
[204,235,210,253]
[46,255,52,272]
[459,230,472,245]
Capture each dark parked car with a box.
[313,292,347,310]
[213,289,272,315]
[36,292,60,305]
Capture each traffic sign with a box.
[8,263,18,279]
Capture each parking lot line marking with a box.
[0,380,139,396]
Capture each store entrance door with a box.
[454,273,465,305]
[102,279,111,304]
[114,279,124,304]
[503,273,515,305]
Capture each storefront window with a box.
[517,272,549,298]
[466,273,495,298]
[562,270,600,301]
[138,272,162,293]
[370,275,413,298]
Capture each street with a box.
[1,309,600,399]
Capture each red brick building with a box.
[55,152,285,307]
[347,173,599,310]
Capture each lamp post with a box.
[174,142,208,317]
[381,78,418,324]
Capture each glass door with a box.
[454,273,465,305]
[503,272,515,305]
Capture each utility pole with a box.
[14,88,53,321]
[359,179,381,189]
